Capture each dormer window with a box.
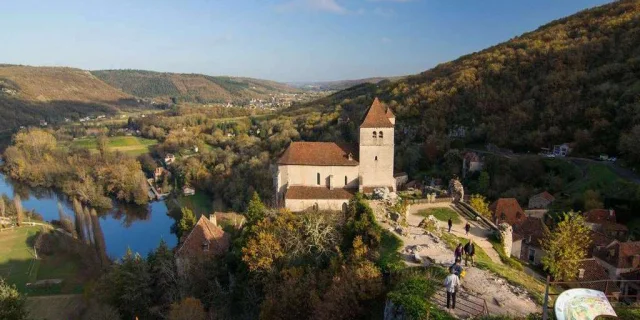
[202,241,210,252]
[379,131,383,138]
[372,131,377,138]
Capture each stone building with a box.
[275,98,396,211]
[527,191,554,209]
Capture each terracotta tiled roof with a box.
[601,222,628,232]
[534,191,555,202]
[277,142,358,166]
[176,216,230,258]
[588,230,614,256]
[512,217,547,248]
[361,98,394,128]
[575,259,616,293]
[285,186,356,200]
[595,241,640,269]
[584,209,616,224]
[385,106,395,119]
[463,152,481,162]
[490,198,526,226]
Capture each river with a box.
[0,172,178,259]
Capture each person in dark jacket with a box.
[465,222,471,235]
[448,218,453,233]
[464,241,475,267]
[454,243,463,261]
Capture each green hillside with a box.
[300,0,640,166]
[92,69,300,103]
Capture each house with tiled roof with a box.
[489,198,526,226]
[619,269,640,301]
[176,215,230,275]
[594,241,640,280]
[569,259,619,294]
[275,98,396,211]
[527,191,555,209]
[584,209,628,241]
[511,217,548,265]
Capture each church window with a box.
[379,131,383,138]
[317,173,320,185]
[372,131,377,138]
[345,176,348,185]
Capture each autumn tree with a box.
[168,297,206,320]
[541,212,591,280]
[13,195,23,226]
[469,194,491,219]
[178,207,196,238]
[0,278,27,320]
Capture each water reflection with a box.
[0,173,177,258]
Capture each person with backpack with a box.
[448,217,453,233]
[465,222,471,235]
[454,243,463,262]
[464,240,476,267]
[443,266,461,310]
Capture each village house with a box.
[584,209,628,241]
[527,191,555,209]
[490,198,526,226]
[275,98,396,211]
[175,215,230,276]
[462,151,483,176]
[182,185,195,196]
[619,269,640,302]
[154,167,171,182]
[511,217,547,265]
[570,258,618,294]
[593,241,640,279]
[552,143,572,157]
[164,153,176,165]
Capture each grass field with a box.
[565,163,621,194]
[416,207,461,224]
[0,226,85,295]
[71,136,157,156]
[177,192,214,217]
[26,294,86,320]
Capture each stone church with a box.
[275,98,396,211]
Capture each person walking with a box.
[450,259,463,277]
[464,240,476,267]
[448,218,453,233]
[464,222,471,236]
[444,266,461,310]
[454,243,463,262]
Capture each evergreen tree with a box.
[245,192,266,225]
[178,208,197,238]
[148,240,180,316]
[478,171,490,193]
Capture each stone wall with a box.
[285,198,349,212]
[359,126,395,190]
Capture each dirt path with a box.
[373,201,539,317]
[407,203,503,265]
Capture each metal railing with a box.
[432,287,489,317]
[542,276,640,320]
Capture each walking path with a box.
[372,201,539,317]
[407,203,503,265]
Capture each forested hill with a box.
[299,0,640,165]
[91,69,300,103]
[0,65,139,130]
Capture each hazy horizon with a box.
[1,0,612,82]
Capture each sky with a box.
[0,0,613,82]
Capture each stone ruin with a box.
[498,223,513,256]
[448,177,464,202]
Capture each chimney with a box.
[609,209,615,221]
[348,153,353,161]
[209,214,217,227]
[578,268,585,279]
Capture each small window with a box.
[317,173,320,185]
[345,176,348,185]
[375,156,378,161]
[372,131,377,138]
[379,131,383,138]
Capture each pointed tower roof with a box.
[361,98,394,128]
[385,106,395,119]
